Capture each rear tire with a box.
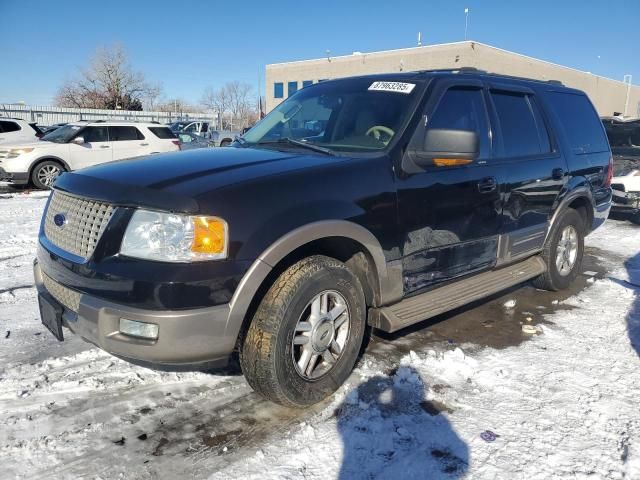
[532,208,585,291]
[31,160,65,190]
[631,212,640,226]
[240,255,366,407]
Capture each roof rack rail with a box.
[421,67,565,86]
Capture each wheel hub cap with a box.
[291,290,350,380]
[556,225,578,276]
[310,318,335,352]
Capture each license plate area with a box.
[39,294,64,341]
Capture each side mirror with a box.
[71,136,85,145]
[405,129,479,171]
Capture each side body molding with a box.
[224,220,402,343]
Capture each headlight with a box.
[7,147,35,158]
[120,209,228,262]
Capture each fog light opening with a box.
[119,318,159,340]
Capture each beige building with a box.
[265,41,640,116]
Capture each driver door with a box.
[68,126,112,170]
[396,80,503,294]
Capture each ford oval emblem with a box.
[53,213,67,228]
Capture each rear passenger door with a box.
[487,84,566,263]
[109,126,149,160]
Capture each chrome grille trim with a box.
[44,191,115,260]
[42,273,81,313]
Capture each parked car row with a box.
[602,116,640,224]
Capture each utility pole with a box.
[623,74,632,117]
[464,8,470,40]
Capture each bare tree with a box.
[143,83,164,111]
[55,44,153,110]
[201,81,257,129]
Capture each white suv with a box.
[0,121,180,189]
[0,118,43,145]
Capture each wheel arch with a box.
[546,186,595,243]
[28,156,71,178]
[225,220,400,348]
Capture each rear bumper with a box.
[34,260,236,370]
[0,167,29,184]
[611,188,640,214]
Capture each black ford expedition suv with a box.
[35,70,612,406]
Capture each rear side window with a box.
[0,121,20,133]
[149,127,176,139]
[110,126,145,141]
[491,91,551,158]
[428,87,490,157]
[546,92,609,154]
[82,126,109,143]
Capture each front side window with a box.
[491,91,550,158]
[427,87,490,157]
[243,78,422,153]
[82,126,109,143]
[110,126,144,141]
[274,83,284,99]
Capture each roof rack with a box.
[422,67,564,86]
[86,119,162,124]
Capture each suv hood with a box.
[54,147,346,214]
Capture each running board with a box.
[368,256,546,333]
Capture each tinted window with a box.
[0,121,20,133]
[288,81,298,97]
[274,82,283,99]
[110,126,144,141]
[491,91,550,157]
[428,87,490,157]
[149,127,176,139]
[547,92,609,153]
[82,126,109,143]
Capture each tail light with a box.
[172,140,181,151]
[603,154,613,188]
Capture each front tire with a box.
[31,160,65,190]
[533,208,585,291]
[240,255,366,407]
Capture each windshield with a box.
[41,124,84,143]
[243,77,422,153]
[169,122,189,132]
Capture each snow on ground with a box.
[0,190,639,480]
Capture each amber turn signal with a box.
[433,158,474,167]
[192,216,228,256]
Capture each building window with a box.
[302,80,313,88]
[288,81,298,97]
[274,82,284,99]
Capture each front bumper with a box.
[0,167,29,184]
[34,260,236,370]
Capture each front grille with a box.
[44,191,115,260]
[42,273,81,313]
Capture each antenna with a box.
[417,32,422,47]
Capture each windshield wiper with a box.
[256,137,335,156]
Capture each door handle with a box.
[552,168,565,180]
[100,145,110,149]
[477,176,497,193]
[140,143,149,146]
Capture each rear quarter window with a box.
[546,92,609,154]
[149,127,177,139]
